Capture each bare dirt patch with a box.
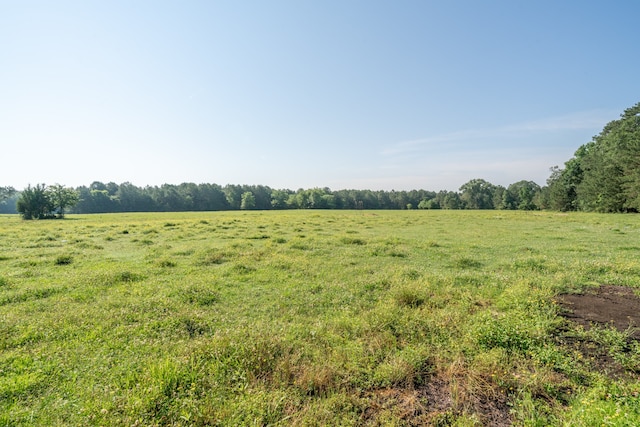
[556,285,640,379]
[557,285,640,339]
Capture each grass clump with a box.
[179,285,219,306]
[53,254,73,265]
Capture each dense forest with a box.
[0,180,544,215]
[1,102,638,216]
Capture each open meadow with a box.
[1,210,640,426]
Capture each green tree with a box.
[47,184,80,218]
[504,181,540,210]
[240,192,256,210]
[418,198,440,209]
[547,102,640,212]
[0,186,15,204]
[223,185,243,210]
[271,189,291,209]
[438,191,462,209]
[459,179,496,209]
[17,184,54,219]
[577,103,640,212]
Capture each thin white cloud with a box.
[382,109,617,156]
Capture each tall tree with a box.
[240,191,256,210]
[47,184,79,218]
[503,181,540,210]
[459,179,496,209]
[574,103,640,212]
[17,184,54,219]
[0,186,15,203]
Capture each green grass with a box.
[1,210,640,425]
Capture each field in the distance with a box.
[1,210,640,426]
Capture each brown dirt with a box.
[556,285,640,340]
[556,285,640,379]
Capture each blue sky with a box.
[1,1,638,191]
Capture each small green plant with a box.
[54,254,73,265]
[340,236,366,245]
[180,285,218,306]
[394,286,426,308]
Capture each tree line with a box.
[0,179,546,218]
[1,102,638,218]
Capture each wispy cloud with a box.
[382,109,617,156]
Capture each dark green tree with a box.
[546,143,590,212]
[17,184,54,219]
[438,191,462,209]
[504,181,540,210]
[546,102,640,212]
[459,179,496,209]
[271,189,291,209]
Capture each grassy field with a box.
[1,210,640,426]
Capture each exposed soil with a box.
[556,285,640,379]
[556,285,640,340]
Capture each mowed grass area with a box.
[1,210,640,426]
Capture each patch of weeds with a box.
[113,271,144,284]
[174,248,195,256]
[340,236,366,245]
[394,286,426,308]
[54,254,74,265]
[180,317,210,338]
[477,316,538,354]
[230,264,256,275]
[196,249,228,266]
[273,237,287,244]
[0,277,10,288]
[180,285,219,306]
[0,287,60,306]
[513,258,548,272]
[290,241,310,250]
[293,363,339,397]
[430,410,456,427]
[452,256,483,269]
[402,269,421,280]
[157,259,177,268]
[309,284,323,294]
[520,246,538,253]
[364,279,391,293]
[163,222,177,227]
[75,241,104,250]
[370,245,408,257]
